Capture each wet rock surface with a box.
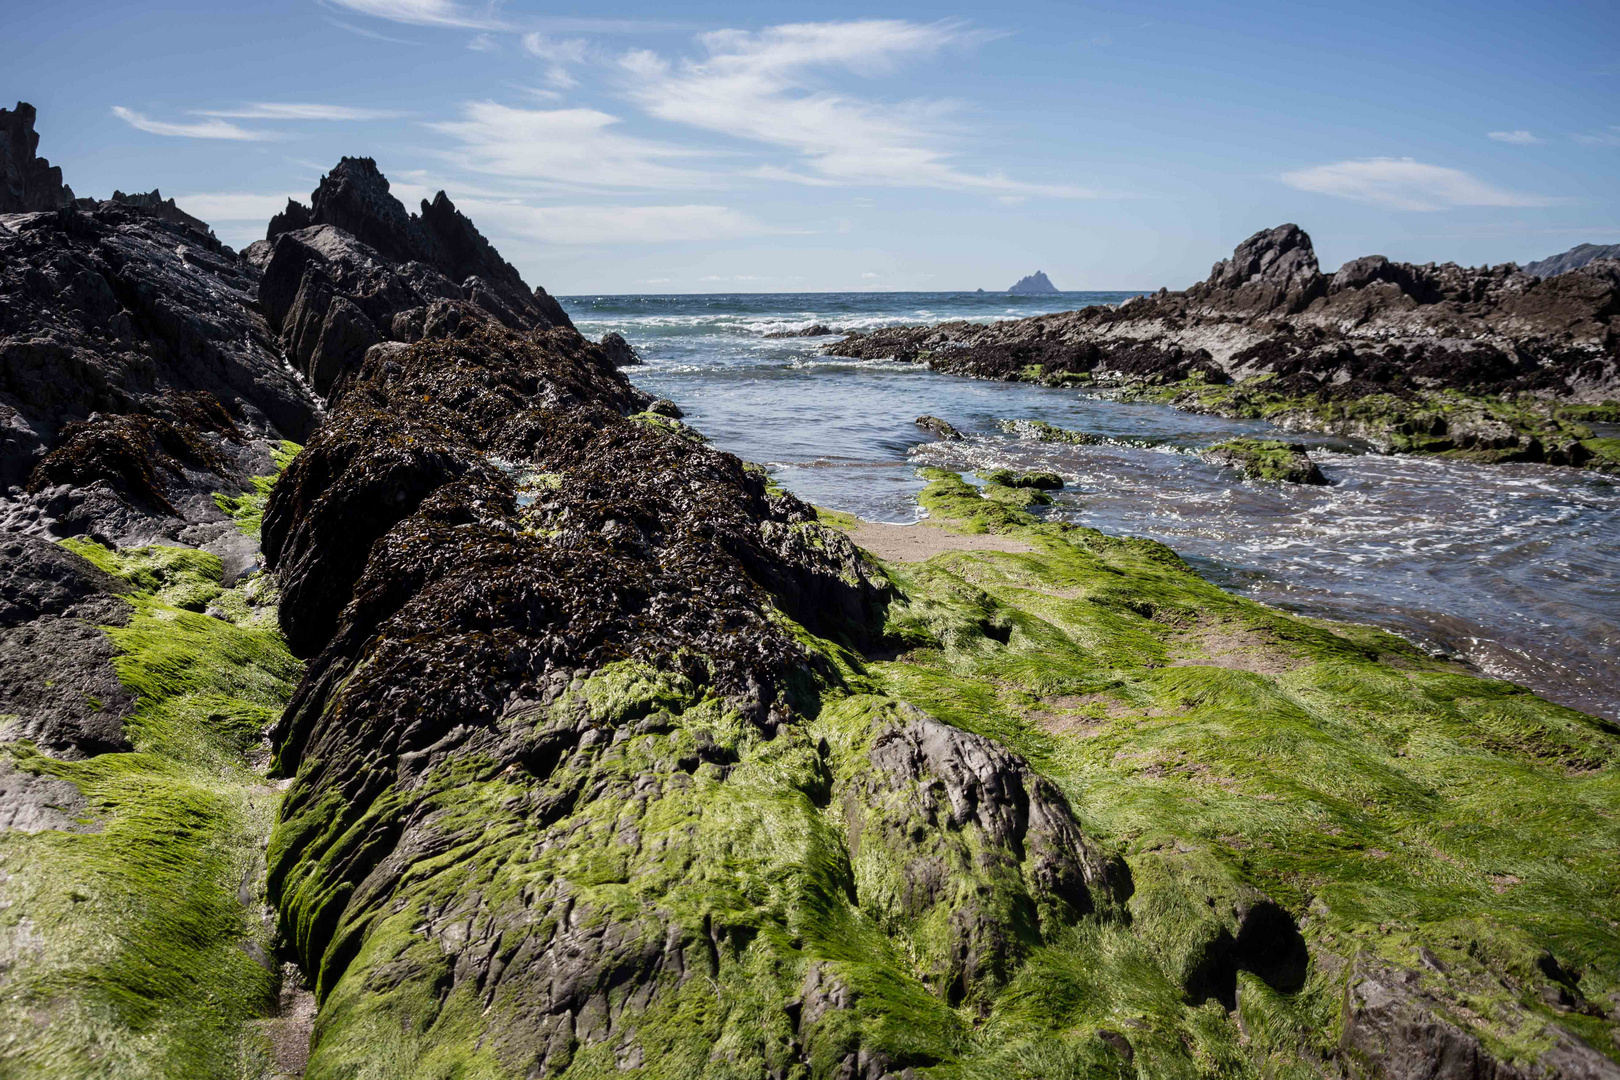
[829,225,1620,466]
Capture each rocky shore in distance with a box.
[2,101,1619,1080]
[829,224,1620,470]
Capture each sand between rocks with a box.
[837,519,1035,563]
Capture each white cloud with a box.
[1488,130,1541,144]
[620,20,1095,198]
[522,33,591,63]
[1279,158,1551,211]
[198,103,405,121]
[1573,126,1620,146]
[425,100,713,191]
[170,192,304,221]
[112,106,274,141]
[467,33,498,52]
[323,0,505,30]
[444,197,773,245]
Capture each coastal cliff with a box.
[1,106,1618,1080]
[830,225,1620,468]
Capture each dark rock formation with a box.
[1526,243,1620,280]
[252,157,573,396]
[98,188,212,235]
[831,225,1620,465]
[0,201,318,496]
[0,102,73,213]
[1009,271,1059,295]
[599,330,640,366]
[765,324,836,338]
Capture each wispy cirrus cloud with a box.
[1573,125,1620,146]
[197,103,406,121]
[620,20,1096,198]
[426,100,713,191]
[1487,130,1540,144]
[522,33,591,88]
[112,106,274,140]
[322,0,506,30]
[1280,158,1552,211]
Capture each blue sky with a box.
[10,0,1618,292]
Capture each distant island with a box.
[1008,270,1059,294]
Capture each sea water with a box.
[562,292,1620,721]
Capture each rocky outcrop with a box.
[251,158,573,398]
[1526,243,1620,280]
[1009,271,1059,295]
[914,414,963,439]
[0,102,73,213]
[830,225,1620,465]
[1201,438,1328,485]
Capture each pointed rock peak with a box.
[1009,270,1059,294]
[1,101,75,213]
[302,155,419,263]
[1199,223,1324,315]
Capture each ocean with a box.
[561,291,1620,720]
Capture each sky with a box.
[9,0,1618,293]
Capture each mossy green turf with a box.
[0,478,303,1077]
[277,468,1617,1079]
[862,471,1620,1074]
[1117,377,1620,470]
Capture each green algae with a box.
[1119,379,1613,470]
[259,413,1617,1080]
[0,460,303,1079]
[213,441,302,539]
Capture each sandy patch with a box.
[1168,625,1305,675]
[839,519,1034,563]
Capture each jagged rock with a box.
[599,330,640,366]
[1191,223,1324,315]
[98,188,213,235]
[256,157,574,395]
[914,415,963,439]
[1009,271,1059,294]
[0,102,73,213]
[1525,243,1620,279]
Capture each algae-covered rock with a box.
[999,417,1099,444]
[915,414,964,439]
[1201,437,1328,484]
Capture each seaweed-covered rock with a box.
[1201,438,1328,484]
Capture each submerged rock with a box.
[765,323,836,337]
[1201,438,1328,484]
